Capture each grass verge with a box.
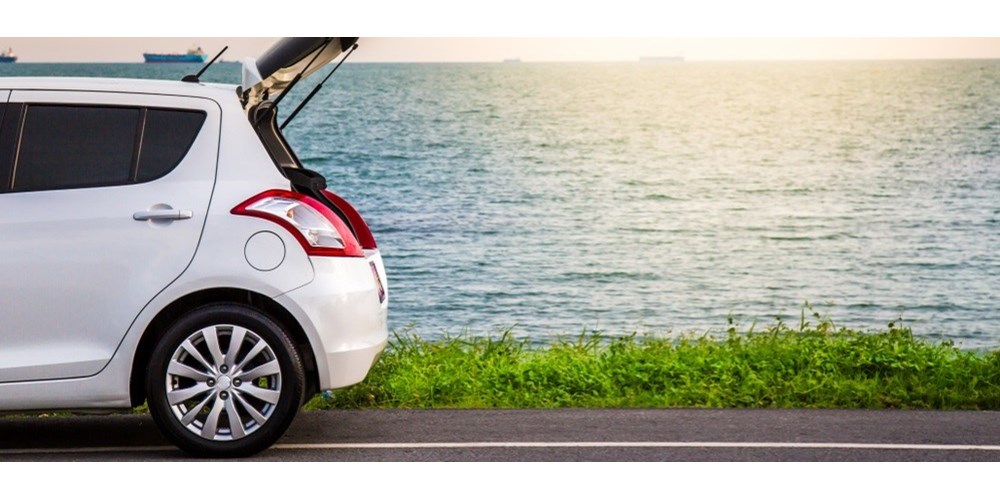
[306,318,1000,410]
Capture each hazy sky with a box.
[2,38,999,63]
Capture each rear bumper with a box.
[325,340,386,388]
[275,251,388,390]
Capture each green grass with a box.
[307,317,1000,411]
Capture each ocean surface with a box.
[2,61,998,347]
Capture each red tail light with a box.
[232,190,364,258]
[322,189,377,249]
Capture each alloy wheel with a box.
[165,324,283,441]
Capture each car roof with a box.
[0,77,239,102]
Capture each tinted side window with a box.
[14,105,140,192]
[137,109,206,182]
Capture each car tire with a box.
[146,303,305,458]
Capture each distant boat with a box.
[0,47,17,63]
[143,46,207,63]
[502,58,522,63]
[639,56,684,63]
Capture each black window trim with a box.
[3,103,207,193]
[0,102,23,194]
[130,107,148,183]
[0,101,8,193]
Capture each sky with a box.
[2,38,999,63]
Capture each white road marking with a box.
[0,441,998,455]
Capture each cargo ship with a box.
[0,47,17,63]
[143,46,207,63]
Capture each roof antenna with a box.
[182,46,228,83]
[280,43,359,130]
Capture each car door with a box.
[0,90,220,383]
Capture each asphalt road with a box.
[1,409,997,461]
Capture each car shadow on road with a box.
[0,413,175,454]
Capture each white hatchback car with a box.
[0,37,388,457]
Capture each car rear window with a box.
[8,104,206,192]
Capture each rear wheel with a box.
[146,303,305,457]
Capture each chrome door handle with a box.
[133,209,194,221]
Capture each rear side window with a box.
[138,109,207,183]
[8,104,206,192]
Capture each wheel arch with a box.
[129,287,319,407]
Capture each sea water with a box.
[2,60,997,347]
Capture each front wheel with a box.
[146,303,305,458]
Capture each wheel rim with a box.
[165,324,283,441]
